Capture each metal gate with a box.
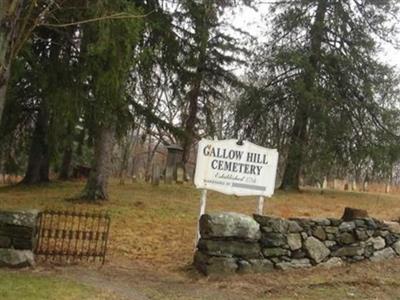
[35,209,111,264]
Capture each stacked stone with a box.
[194,212,270,275]
[0,211,38,267]
[194,212,400,275]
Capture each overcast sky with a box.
[228,4,400,72]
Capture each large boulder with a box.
[0,210,38,228]
[392,240,400,255]
[321,257,343,268]
[260,233,287,247]
[339,221,356,232]
[0,249,34,268]
[370,247,396,262]
[198,239,261,259]
[304,236,330,263]
[262,247,290,257]
[254,215,289,233]
[0,210,39,251]
[276,259,311,270]
[367,237,386,250]
[237,259,274,273]
[194,252,237,275]
[200,213,260,241]
[384,221,400,234]
[333,246,364,257]
[287,233,302,251]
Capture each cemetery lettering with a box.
[194,139,279,197]
[203,145,270,176]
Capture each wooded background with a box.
[1,0,400,200]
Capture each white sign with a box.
[194,139,279,197]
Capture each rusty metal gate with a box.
[34,209,111,264]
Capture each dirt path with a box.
[35,257,400,300]
[38,261,249,300]
[61,266,149,300]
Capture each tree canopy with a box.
[1,0,400,198]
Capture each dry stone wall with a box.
[0,211,38,267]
[194,212,400,275]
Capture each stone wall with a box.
[194,212,400,275]
[0,210,38,267]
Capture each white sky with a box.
[228,4,400,72]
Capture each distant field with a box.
[1,181,400,299]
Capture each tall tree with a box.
[239,0,400,190]
[174,0,247,172]
[79,0,143,200]
[0,1,61,124]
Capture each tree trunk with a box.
[280,0,328,191]
[81,126,115,201]
[182,80,201,168]
[280,107,308,190]
[59,122,75,180]
[0,1,25,124]
[21,102,50,184]
[0,68,10,122]
[59,145,73,180]
[145,133,152,182]
[181,2,210,173]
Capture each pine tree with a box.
[173,0,247,172]
[79,0,144,200]
[238,0,400,190]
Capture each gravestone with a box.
[176,165,184,184]
[351,180,357,191]
[363,181,368,192]
[165,167,173,184]
[165,144,184,183]
[385,183,391,194]
[152,164,160,186]
[322,177,328,189]
[333,179,339,190]
[363,174,369,192]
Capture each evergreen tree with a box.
[238,0,400,190]
[173,0,248,172]
[79,0,144,200]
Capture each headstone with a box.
[165,144,184,182]
[152,164,160,186]
[165,166,173,184]
[333,179,339,190]
[385,183,391,193]
[131,175,137,183]
[363,181,368,192]
[176,166,184,184]
[363,174,369,192]
[322,177,328,189]
[351,180,357,191]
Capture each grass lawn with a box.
[1,180,400,299]
[0,269,115,300]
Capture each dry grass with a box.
[2,181,400,299]
[1,180,400,271]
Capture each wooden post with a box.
[195,189,207,247]
[256,196,264,215]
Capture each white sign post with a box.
[194,139,279,244]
